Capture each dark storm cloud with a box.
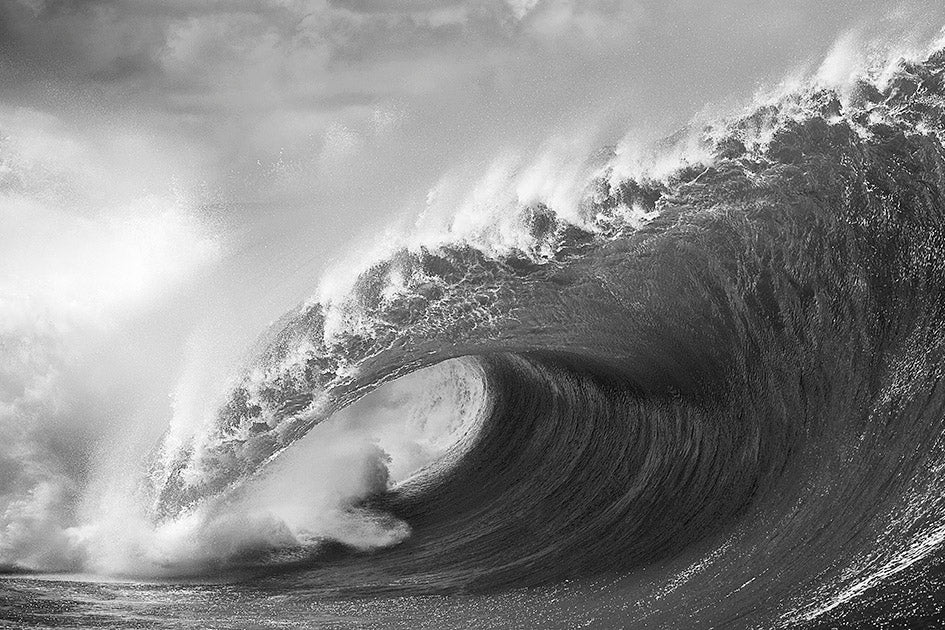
[0,0,538,98]
[0,0,164,84]
[0,0,299,87]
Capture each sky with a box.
[5,1,945,221]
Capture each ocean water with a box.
[5,38,945,630]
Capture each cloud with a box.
[523,0,641,41]
[330,0,463,13]
[0,0,165,83]
[506,0,540,20]
[0,0,635,91]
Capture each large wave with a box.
[119,42,945,626]
[5,33,945,630]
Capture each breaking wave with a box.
[7,34,945,630]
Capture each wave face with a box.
[147,49,945,626]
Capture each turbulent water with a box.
[6,43,945,630]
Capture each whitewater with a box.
[5,26,945,630]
